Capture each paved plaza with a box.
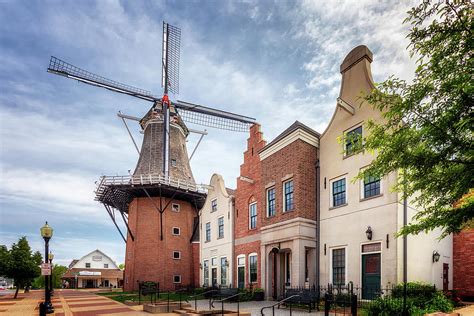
[0,289,473,315]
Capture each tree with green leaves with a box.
[32,264,68,289]
[358,0,473,238]
[3,237,42,298]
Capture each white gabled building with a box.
[319,45,453,297]
[200,174,235,287]
[62,249,123,288]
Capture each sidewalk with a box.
[0,289,141,315]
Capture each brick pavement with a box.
[0,289,143,315]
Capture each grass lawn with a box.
[98,291,194,304]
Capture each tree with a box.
[358,0,473,238]
[5,237,42,298]
[118,263,125,270]
[0,245,10,276]
[32,264,68,289]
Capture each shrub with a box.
[364,283,453,316]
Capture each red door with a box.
[443,263,449,291]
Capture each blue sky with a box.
[0,0,416,266]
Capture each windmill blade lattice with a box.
[174,100,255,132]
[47,56,159,102]
[162,22,181,95]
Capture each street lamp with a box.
[40,222,54,315]
[48,252,54,298]
[365,226,373,240]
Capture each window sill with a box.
[283,209,294,213]
[266,214,276,218]
[205,240,210,243]
[217,236,224,240]
[329,203,348,210]
[360,194,383,202]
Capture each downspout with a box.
[316,151,321,289]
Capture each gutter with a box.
[316,151,321,289]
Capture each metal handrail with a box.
[211,293,244,316]
[260,295,301,316]
[186,290,218,311]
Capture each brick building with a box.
[259,122,319,299]
[234,124,266,289]
[453,229,474,299]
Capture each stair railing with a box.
[211,293,244,316]
[260,295,301,316]
[186,289,218,312]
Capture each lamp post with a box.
[49,252,54,298]
[40,222,54,314]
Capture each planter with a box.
[254,291,264,301]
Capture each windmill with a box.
[47,22,256,290]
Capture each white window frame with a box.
[283,179,294,212]
[173,251,181,260]
[248,253,258,283]
[205,222,211,242]
[220,256,228,285]
[85,262,91,268]
[329,246,348,286]
[172,203,180,212]
[211,199,218,212]
[344,124,363,157]
[172,227,181,236]
[173,275,182,284]
[203,260,209,287]
[359,169,383,200]
[266,187,276,217]
[329,175,347,208]
[217,216,224,239]
[211,257,218,266]
[237,254,246,267]
[249,202,257,229]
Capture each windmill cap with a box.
[340,45,373,74]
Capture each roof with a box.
[225,188,235,196]
[68,260,79,269]
[62,268,123,279]
[259,121,320,153]
[70,249,119,270]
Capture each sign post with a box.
[41,263,51,276]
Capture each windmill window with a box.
[172,203,180,212]
[172,227,181,235]
[171,159,177,167]
[173,251,181,259]
[173,275,181,283]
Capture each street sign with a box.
[41,263,51,276]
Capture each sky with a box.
[0,0,417,266]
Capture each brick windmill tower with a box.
[47,22,255,291]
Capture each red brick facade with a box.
[124,197,198,291]
[261,138,317,226]
[234,124,266,288]
[453,228,474,298]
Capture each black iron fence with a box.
[281,283,438,315]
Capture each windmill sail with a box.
[47,56,159,102]
[162,22,181,95]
